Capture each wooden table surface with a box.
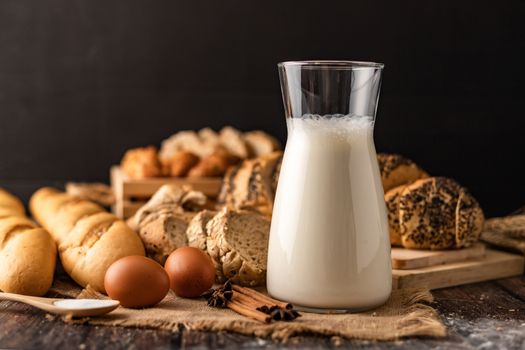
[1,276,524,349]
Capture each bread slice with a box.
[384,185,406,246]
[455,189,484,248]
[206,208,270,286]
[219,126,250,159]
[137,209,192,265]
[244,131,281,157]
[186,209,216,251]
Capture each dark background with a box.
[0,0,524,216]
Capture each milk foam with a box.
[267,114,392,310]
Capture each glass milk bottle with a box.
[267,61,391,311]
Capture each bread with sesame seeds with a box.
[377,153,429,193]
[397,177,484,250]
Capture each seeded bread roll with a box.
[384,185,406,246]
[206,207,270,286]
[377,153,429,193]
[30,187,145,293]
[186,209,216,251]
[398,177,484,250]
[0,189,56,296]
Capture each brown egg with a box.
[104,255,170,308]
[164,247,215,298]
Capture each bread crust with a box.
[0,189,56,296]
[377,153,429,192]
[30,187,144,293]
[398,177,484,250]
[121,146,162,179]
[385,185,406,246]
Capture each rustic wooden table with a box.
[1,276,524,349]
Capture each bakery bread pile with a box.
[0,189,56,296]
[30,188,145,293]
[379,154,485,249]
[127,184,269,286]
[121,127,281,179]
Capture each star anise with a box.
[256,305,301,321]
[202,280,233,308]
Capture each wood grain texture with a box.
[391,244,486,269]
[2,277,525,349]
[393,249,524,290]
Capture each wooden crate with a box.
[110,166,223,219]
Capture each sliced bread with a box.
[186,209,216,251]
[206,207,270,286]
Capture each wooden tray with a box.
[392,249,524,290]
[391,244,486,270]
[110,166,223,219]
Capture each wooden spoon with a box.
[0,292,119,317]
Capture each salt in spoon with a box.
[0,291,119,317]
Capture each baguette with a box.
[0,189,56,296]
[30,187,145,293]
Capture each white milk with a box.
[267,114,392,310]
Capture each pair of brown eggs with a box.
[104,247,216,308]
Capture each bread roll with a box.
[377,153,429,192]
[244,131,281,157]
[0,188,25,218]
[30,187,144,293]
[0,189,56,296]
[121,146,162,179]
[397,177,484,249]
[219,126,251,159]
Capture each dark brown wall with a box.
[0,0,524,216]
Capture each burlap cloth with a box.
[49,279,446,342]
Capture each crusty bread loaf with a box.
[0,188,25,218]
[384,185,406,246]
[186,209,216,251]
[30,187,144,293]
[127,184,206,264]
[0,189,56,296]
[397,177,484,249]
[206,207,270,286]
[377,153,429,192]
[244,131,281,157]
[218,151,283,216]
